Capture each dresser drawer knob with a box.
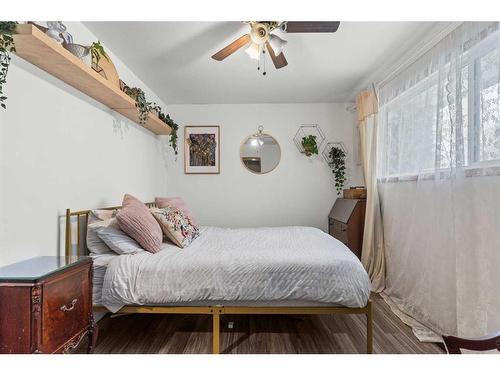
[60,299,78,312]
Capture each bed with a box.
[65,203,373,354]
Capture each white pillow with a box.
[94,218,144,255]
[86,209,117,255]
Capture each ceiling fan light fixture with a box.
[250,23,269,45]
[269,34,287,55]
[245,43,260,60]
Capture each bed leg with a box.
[366,300,373,354]
[212,311,220,354]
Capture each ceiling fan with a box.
[211,21,340,74]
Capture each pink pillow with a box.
[155,197,197,226]
[116,194,163,253]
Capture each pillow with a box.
[116,194,163,253]
[151,206,199,248]
[94,218,144,255]
[86,209,117,254]
[155,197,198,226]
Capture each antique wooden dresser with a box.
[329,198,366,259]
[0,256,96,354]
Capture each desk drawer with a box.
[329,220,348,244]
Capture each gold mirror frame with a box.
[240,127,281,175]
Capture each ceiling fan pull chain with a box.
[262,48,266,76]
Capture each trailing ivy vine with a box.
[328,146,347,195]
[0,21,18,109]
[121,82,179,155]
[122,85,151,126]
[152,104,179,155]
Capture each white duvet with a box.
[101,226,371,312]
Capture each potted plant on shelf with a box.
[89,41,109,65]
[328,146,347,195]
[301,135,319,156]
[89,41,120,88]
[0,21,18,109]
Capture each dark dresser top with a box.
[0,256,91,283]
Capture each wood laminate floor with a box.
[82,295,444,354]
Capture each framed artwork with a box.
[184,126,220,174]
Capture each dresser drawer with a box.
[41,265,91,353]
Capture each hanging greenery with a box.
[122,85,152,126]
[121,81,179,155]
[301,135,319,156]
[152,104,179,155]
[0,21,18,109]
[328,146,347,195]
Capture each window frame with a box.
[464,34,500,167]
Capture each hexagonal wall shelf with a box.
[322,141,348,165]
[293,125,326,157]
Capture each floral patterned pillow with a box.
[150,206,200,248]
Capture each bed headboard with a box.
[65,202,157,257]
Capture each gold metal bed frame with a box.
[65,203,373,354]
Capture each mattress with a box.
[91,253,118,306]
[101,226,372,313]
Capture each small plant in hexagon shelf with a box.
[301,135,319,156]
[294,125,325,157]
[328,146,347,195]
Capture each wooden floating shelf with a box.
[13,24,171,135]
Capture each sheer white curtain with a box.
[356,90,386,292]
[377,22,500,340]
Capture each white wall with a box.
[165,103,363,231]
[0,23,170,266]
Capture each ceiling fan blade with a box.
[211,34,251,61]
[282,21,340,33]
[266,42,288,69]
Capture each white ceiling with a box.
[84,21,440,104]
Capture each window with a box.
[378,31,500,178]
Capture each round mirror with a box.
[240,126,281,174]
